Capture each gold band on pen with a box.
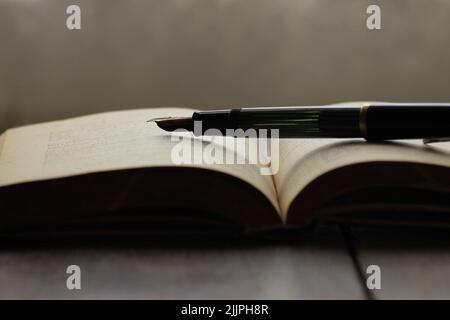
[359,103,370,139]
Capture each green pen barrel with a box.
[194,106,361,138]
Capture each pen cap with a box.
[364,104,450,140]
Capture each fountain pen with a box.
[150,103,450,141]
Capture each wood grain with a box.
[350,226,450,299]
[0,226,364,299]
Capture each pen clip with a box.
[422,138,450,145]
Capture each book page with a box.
[0,133,5,160]
[0,108,279,211]
[274,138,450,221]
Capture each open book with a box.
[1,103,450,237]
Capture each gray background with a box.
[1,0,450,132]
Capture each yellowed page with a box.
[0,133,5,159]
[275,138,450,221]
[0,108,279,211]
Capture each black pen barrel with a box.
[193,104,450,140]
[363,104,450,140]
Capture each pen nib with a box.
[148,116,193,132]
[147,117,173,123]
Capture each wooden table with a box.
[0,224,449,299]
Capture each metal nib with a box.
[148,116,193,132]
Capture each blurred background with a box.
[1,0,450,132]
